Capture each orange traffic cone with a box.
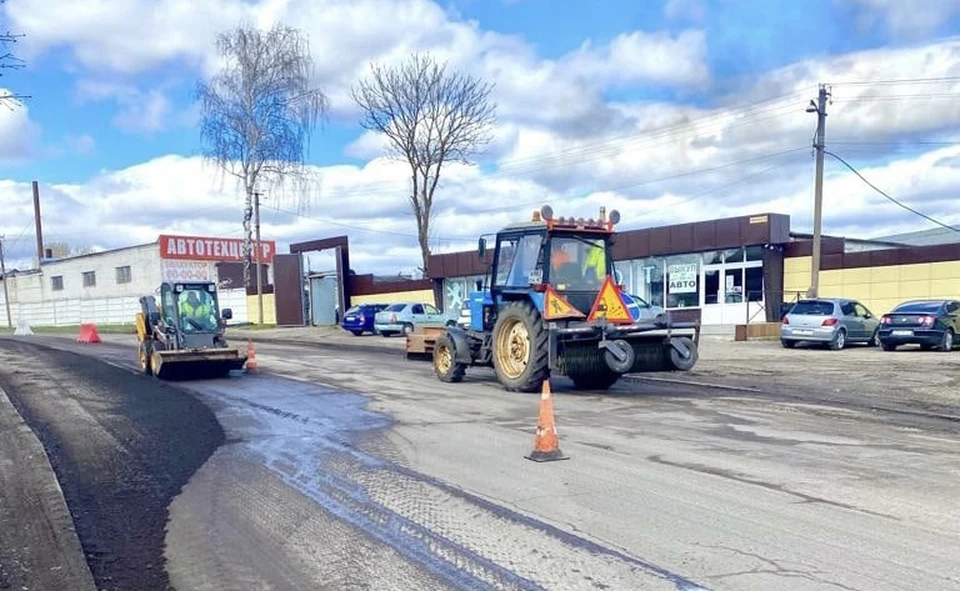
[77,322,101,343]
[245,339,258,373]
[525,379,570,462]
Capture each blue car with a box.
[341,303,388,336]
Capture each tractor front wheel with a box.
[433,334,467,383]
[491,301,550,392]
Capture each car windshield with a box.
[790,301,835,315]
[549,235,607,291]
[384,303,406,312]
[893,302,943,314]
[345,306,361,315]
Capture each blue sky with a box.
[1,0,959,273]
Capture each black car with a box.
[878,299,960,352]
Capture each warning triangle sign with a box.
[543,286,585,320]
[587,276,633,324]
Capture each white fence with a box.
[0,288,249,328]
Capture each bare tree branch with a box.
[196,22,329,287]
[0,0,29,108]
[350,52,497,277]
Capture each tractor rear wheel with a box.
[491,301,550,392]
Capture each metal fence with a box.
[0,289,249,328]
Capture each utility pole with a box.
[806,83,831,298]
[254,191,264,325]
[0,236,12,329]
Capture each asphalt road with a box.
[2,333,959,591]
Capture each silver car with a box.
[374,302,457,336]
[780,298,880,350]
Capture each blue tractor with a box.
[432,205,701,392]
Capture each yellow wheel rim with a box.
[435,343,453,374]
[495,317,529,380]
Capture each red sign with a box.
[158,234,277,263]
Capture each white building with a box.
[0,234,276,329]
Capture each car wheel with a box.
[939,328,954,352]
[350,330,363,336]
[829,328,846,351]
[781,339,796,349]
[402,323,414,335]
[881,340,896,351]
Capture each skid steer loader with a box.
[135,281,247,380]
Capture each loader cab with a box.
[159,282,224,335]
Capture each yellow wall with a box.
[351,289,435,307]
[246,293,277,324]
[784,255,960,315]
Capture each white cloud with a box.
[73,80,173,134]
[664,0,708,24]
[838,0,960,38]
[0,91,40,164]
[65,134,96,155]
[1,141,959,277]
[5,0,709,130]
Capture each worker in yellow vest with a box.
[582,242,606,283]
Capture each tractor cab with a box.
[476,205,622,329]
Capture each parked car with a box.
[340,303,388,336]
[877,299,960,352]
[374,302,457,336]
[780,298,880,350]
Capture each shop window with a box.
[722,247,744,264]
[745,245,763,262]
[51,276,64,291]
[116,265,132,284]
[745,267,764,302]
[702,250,723,265]
[635,258,665,307]
[666,255,700,308]
[82,271,96,287]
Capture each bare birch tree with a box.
[350,52,496,276]
[197,22,329,290]
[0,0,28,107]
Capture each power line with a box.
[824,149,960,233]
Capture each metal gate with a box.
[310,275,338,326]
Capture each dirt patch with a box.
[0,340,224,591]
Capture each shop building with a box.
[427,212,960,327]
[0,234,276,328]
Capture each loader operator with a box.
[180,291,213,329]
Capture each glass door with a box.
[701,264,724,325]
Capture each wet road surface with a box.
[3,333,960,590]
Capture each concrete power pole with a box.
[0,236,11,329]
[806,84,831,298]
[254,191,264,325]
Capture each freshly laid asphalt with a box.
[0,339,224,591]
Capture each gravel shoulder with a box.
[0,339,225,591]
